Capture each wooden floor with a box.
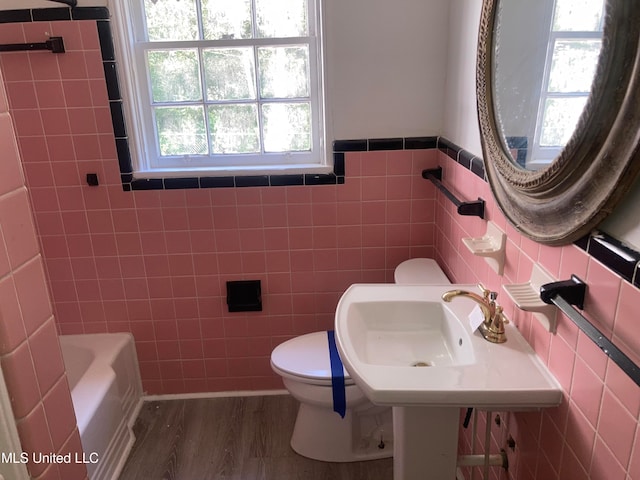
[118,394,393,480]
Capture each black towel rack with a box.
[540,275,640,388]
[422,167,485,218]
[0,37,65,54]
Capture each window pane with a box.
[540,97,588,147]
[256,0,308,38]
[144,0,198,41]
[553,0,604,32]
[262,103,311,152]
[147,50,202,103]
[203,48,256,101]
[201,0,253,40]
[208,105,260,154]
[548,40,601,93]
[155,106,208,156]
[258,46,309,99]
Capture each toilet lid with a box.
[271,332,352,383]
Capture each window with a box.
[531,0,604,167]
[110,0,328,178]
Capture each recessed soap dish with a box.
[462,221,506,275]
[503,264,557,333]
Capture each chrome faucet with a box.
[442,284,508,343]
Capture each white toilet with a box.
[270,258,451,462]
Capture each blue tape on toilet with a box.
[327,330,346,418]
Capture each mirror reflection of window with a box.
[531,0,605,169]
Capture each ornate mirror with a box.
[477,0,640,245]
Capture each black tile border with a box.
[200,176,234,189]
[506,136,528,169]
[333,153,345,177]
[70,7,109,21]
[0,7,108,22]
[129,178,162,191]
[2,8,639,289]
[332,136,441,153]
[97,20,116,61]
[436,137,486,181]
[332,139,368,152]
[235,176,270,188]
[584,232,640,285]
[270,174,304,186]
[32,8,71,21]
[0,10,31,23]
[164,177,200,190]
[369,137,403,151]
[406,136,438,150]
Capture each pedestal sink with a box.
[334,284,562,480]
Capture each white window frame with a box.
[108,0,330,179]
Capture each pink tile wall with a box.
[0,61,85,478]
[0,20,439,395]
[436,153,640,480]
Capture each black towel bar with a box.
[0,37,65,54]
[422,167,485,218]
[541,275,640,388]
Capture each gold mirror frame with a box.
[477,0,640,245]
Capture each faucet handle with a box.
[477,283,491,299]
[477,284,498,303]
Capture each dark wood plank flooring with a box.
[118,394,393,480]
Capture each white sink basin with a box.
[347,300,475,368]
[335,284,562,409]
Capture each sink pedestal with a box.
[392,406,459,480]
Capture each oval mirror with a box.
[477,0,640,245]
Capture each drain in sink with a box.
[411,361,432,367]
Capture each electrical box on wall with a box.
[226,280,262,312]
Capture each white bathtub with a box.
[59,333,143,480]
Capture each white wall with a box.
[441,0,482,156]
[325,0,448,139]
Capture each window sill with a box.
[123,163,343,191]
[134,163,334,179]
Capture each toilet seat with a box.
[271,332,354,387]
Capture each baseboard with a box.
[142,389,289,402]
